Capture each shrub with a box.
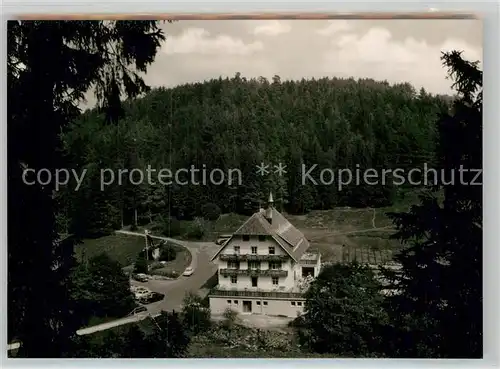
[133,252,148,274]
[149,261,163,270]
[201,203,221,221]
[221,308,238,330]
[150,222,163,233]
[159,244,177,262]
[181,293,212,335]
[288,314,306,328]
[161,216,181,237]
[137,215,150,226]
[151,270,178,279]
[187,217,206,239]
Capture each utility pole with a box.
[144,229,150,263]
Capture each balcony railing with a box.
[299,259,318,265]
[219,268,288,277]
[209,287,305,299]
[219,254,289,262]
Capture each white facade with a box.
[216,236,296,290]
[210,233,321,318]
[210,295,306,317]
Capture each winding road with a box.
[115,230,220,315]
[8,233,221,352]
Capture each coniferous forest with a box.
[59,76,450,238]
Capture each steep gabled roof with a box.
[233,212,273,235]
[211,207,311,262]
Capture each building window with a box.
[269,262,282,270]
[256,301,261,305]
[272,277,279,285]
[297,302,302,306]
[228,261,240,269]
[291,301,296,306]
[231,276,237,284]
[251,276,258,287]
[234,300,238,304]
[268,246,275,255]
[248,261,260,269]
[258,235,266,242]
[242,235,250,241]
[234,246,240,254]
[263,301,268,306]
[227,300,231,304]
[251,246,257,254]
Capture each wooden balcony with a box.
[219,268,288,277]
[209,287,304,299]
[219,254,289,262]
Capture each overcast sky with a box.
[86,19,482,108]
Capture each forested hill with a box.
[60,75,450,237]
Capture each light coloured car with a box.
[216,235,231,245]
[183,267,194,276]
[133,286,152,300]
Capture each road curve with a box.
[8,233,219,352]
[115,230,219,314]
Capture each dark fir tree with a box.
[382,51,482,358]
[299,263,388,356]
[8,20,165,357]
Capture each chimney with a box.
[265,191,274,223]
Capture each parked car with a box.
[183,267,194,276]
[132,286,152,300]
[139,292,165,305]
[133,273,149,282]
[215,235,231,245]
[128,306,148,315]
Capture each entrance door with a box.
[242,300,252,313]
[251,276,258,287]
[302,267,315,278]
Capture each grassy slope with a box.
[74,234,146,266]
[76,233,191,276]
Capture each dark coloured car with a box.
[139,292,165,305]
[128,305,148,316]
[133,273,149,282]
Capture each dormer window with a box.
[258,235,266,242]
[242,235,250,241]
